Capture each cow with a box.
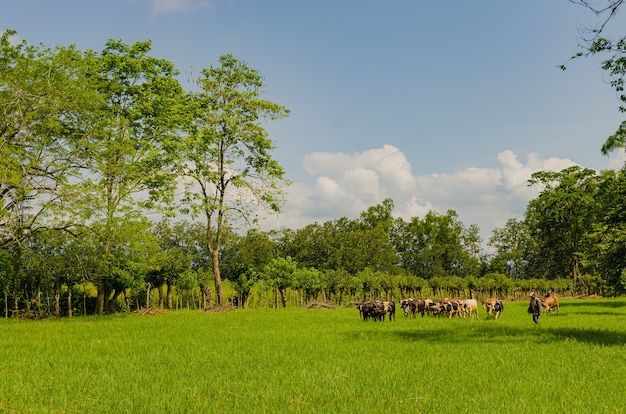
[461,299,479,319]
[493,300,504,319]
[357,301,374,320]
[482,298,497,315]
[441,298,462,318]
[383,300,396,321]
[357,301,390,321]
[400,298,417,317]
[357,301,378,321]
[428,300,444,316]
[541,294,559,314]
[482,298,504,319]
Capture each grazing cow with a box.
[372,301,385,321]
[493,300,504,319]
[400,298,430,318]
[400,298,417,317]
[482,298,498,316]
[541,294,559,314]
[461,299,479,319]
[482,298,504,319]
[428,300,444,316]
[357,301,378,321]
[357,301,390,321]
[383,300,396,321]
[441,299,462,318]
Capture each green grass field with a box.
[1,298,625,413]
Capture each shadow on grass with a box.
[382,324,626,347]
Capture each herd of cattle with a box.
[356,297,505,321]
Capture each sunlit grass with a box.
[0,298,625,413]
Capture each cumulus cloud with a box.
[148,0,214,15]
[607,148,626,170]
[261,145,607,244]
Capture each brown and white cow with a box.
[441,298,463,318]
[541,294,559,314]
[482,298,504,319]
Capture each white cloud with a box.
[149,0,214,15]
[607,148,626,170]
[261,145,617,246]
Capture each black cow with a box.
[357,300,393,321]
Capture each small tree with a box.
[180,54,289,306]
[263,257,296,308]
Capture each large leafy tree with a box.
[263,256,297,308]
[526,166,599,289]
[69,39,186,314]
[392,210,481,279]
[0,30,99,249]
[279,222,337,271]
[180,54,289,306]
[587,168,626,294]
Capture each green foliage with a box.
[262,256,297,307]
[393,209,481,279]
[488,218,533,278]
[526,167,599,285]
[0,30,101,248]
[178,54,289,306]
[0,250,12,296]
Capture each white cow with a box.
[461,299,479,319]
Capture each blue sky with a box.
[3,0,625,244]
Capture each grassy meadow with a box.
[0,298,625,413]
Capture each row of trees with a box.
[0,182,620,317]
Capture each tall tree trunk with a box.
[210,249,223,306]
[96,277,105,315]
[123,290,130,312]
[67,283,73,318]
[166,282,173,310]
[106,287,123,313]
[54,282,61,317]
[158,285,164,309]
[146,283,151,309]
[280,288,288,308]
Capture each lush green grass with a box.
[1,298,625,413]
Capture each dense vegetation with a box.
[1,299,625,413]
[3,27,626,318]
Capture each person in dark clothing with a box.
[528,292,542,324]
